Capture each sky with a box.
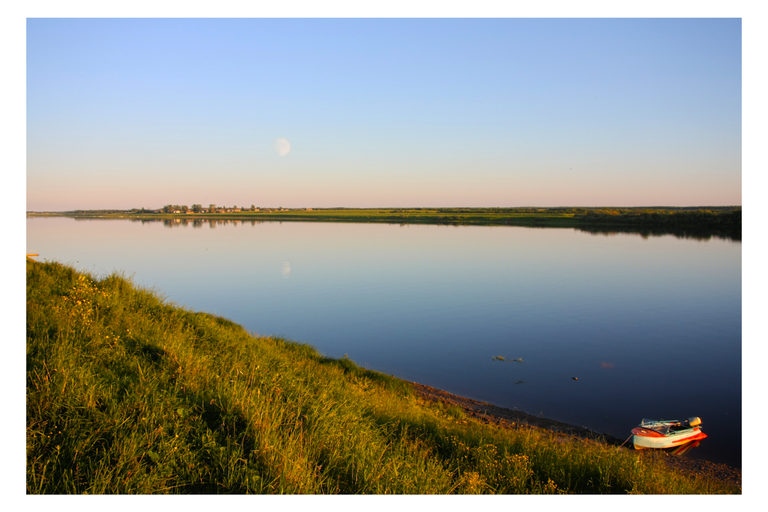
[25,17,742,210]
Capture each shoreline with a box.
[409,381,742,490]
[27,210,741,242]
[410,381,623,442]
[27,257,741,493]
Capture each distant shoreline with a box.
[27,206,742,240]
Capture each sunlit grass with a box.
[26,258,739,494]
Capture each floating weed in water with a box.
[492,356,523,363]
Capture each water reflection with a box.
[74,217,741,242]
[578,225,740,242]
[121,218,271,229]
[83,216,742,242]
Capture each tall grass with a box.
[26,259,738,494]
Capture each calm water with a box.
[26,217,742,467]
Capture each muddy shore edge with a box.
[409,381,741,491]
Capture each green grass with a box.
[26,258,739,494]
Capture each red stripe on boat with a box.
[631,427,665,437]
[670,431,708,444]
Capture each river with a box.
[26,216,742,467]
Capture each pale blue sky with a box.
[26,18,742,209]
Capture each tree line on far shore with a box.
[577,208,741,227]
[157,204,260,213]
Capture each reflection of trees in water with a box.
[126,218,266,229]
[119,216,739,241]
[578,225,740,242]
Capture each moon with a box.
[274,137,291,157]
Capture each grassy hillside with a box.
[26,259,739,494]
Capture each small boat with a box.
[632,417,707,453]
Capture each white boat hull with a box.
[632,426,707,450]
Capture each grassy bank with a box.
[26,259,739,494]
